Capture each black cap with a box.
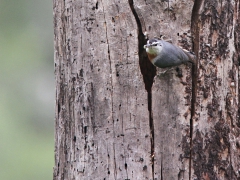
[148,39,158,44]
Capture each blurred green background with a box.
[0,0,54,179]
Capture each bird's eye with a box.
[152,43,157,46]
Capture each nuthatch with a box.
[144,39,196,68]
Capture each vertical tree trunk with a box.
[53,0,152,179]
[53,0,240,179]
[191,1,240,179]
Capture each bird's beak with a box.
[144,44,151,49]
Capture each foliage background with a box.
[0,0,54,179]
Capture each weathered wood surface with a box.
[191,0,240,179]
[53,0,152,179]
[53,0,240,179]
[133,0,195,179]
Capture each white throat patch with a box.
[146,45,163,55]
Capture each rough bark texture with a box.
[53,0,240,179]
[53,0,152,179]
[132,1,195,179]
[191,0,240,179]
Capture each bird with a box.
[144,38,196,68]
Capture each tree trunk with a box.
[53,0,240,179]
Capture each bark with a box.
[53,0,240,179]
[191,1,240,179]
[53,1,152,179]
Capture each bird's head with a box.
[144,39,163,62]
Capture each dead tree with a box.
[53,0,240,179]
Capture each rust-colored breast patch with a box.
[146,52,157,64]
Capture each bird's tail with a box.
[182,49,196,64]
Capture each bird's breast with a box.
[146,52,158,64]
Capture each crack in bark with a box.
[190,0,203,179]
[128,0,156,179]
[161,157,163,180]
[113,145,117,179]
